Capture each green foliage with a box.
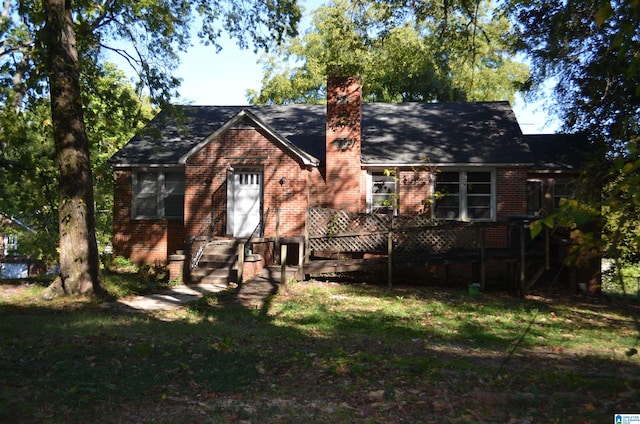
[137,262,169,286]
[506,0,640,265]
[248,0,529,104]
[602,260,640,299]
[1,0,302,107]
[0,65,152,263]
[2,0,301,270]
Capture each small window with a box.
[527,180,543,215]
[553,181,574,209]
[3,234,18,256]
[370,172,397,214]
[133,171,184,219]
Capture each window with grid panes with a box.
[434,170,494,221]
[371,173,397,214]
[133,171,184,219]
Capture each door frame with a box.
[226,168,264,237]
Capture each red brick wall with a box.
[398,169,432,215]
[185,119,311,241]
[112,169,185,264]
[325,76,362,212]
[483,167,528,248]
[496,167,528,220]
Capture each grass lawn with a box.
[1,276,639,423]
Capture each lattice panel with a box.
[307,208,392,237]
[394,225,478,254]
[395,214,435,229]
[307,207,479,255]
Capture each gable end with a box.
[178,109,320,167]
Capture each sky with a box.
[145,2,560,135]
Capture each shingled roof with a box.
[524,133,590,171]
[109,101,534,167]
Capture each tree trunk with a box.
[43,0,101,296]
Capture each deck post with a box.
[387,224,393,288]
[297,237,304,281]
[237,242,245,284]
[275,207,280,263]
[545,226,550,270]
[520,223,526,290]
[479,227,486,290]
[281,243,288,285]
[304,208,310,264]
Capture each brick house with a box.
[0,213,39,278]
[109,77,588,283]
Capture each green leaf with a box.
[530,220,542,239]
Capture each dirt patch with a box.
[0,281,41,300]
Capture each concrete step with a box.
[203,240,237,256]
[191,267,236,284]
[198,253,237,266]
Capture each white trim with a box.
[227,169,264,237]
[178,109,320,167]
[528,169,581,174]
[113,164,185,169]
[367,169,398,215]
[226,168,234,235]
[365,172,373,213]
[363,162,533,168]
[526,179,544,215]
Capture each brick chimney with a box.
[325,76,362,212]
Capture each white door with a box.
[228,171,262,238]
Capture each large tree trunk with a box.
[43,0,101,296]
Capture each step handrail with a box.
[191,243,206,269]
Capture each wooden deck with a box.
[303,257,387,275]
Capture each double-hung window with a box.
[368,172,397,214]
[133,170,184,219]
[434,169,495,221]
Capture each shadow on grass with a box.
[1,278,639,423]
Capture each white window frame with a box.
[3,234,18,256]
[132,170,184,220]
[432,168,496,222]
[366,170,398,215]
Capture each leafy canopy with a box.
[249,0,529,104]
[507,0,640,264]
[0,0,302,265]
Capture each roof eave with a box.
[111,163,185,169]
[362,162,534,168]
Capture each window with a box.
[553,181,574,209]
[133,171,184,219]
[3,234,18,256]
[434,170,494,221]
[527,180,543,215]
[369,172,397,214]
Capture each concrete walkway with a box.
[115,266,298,312]
[116,282,228,312]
